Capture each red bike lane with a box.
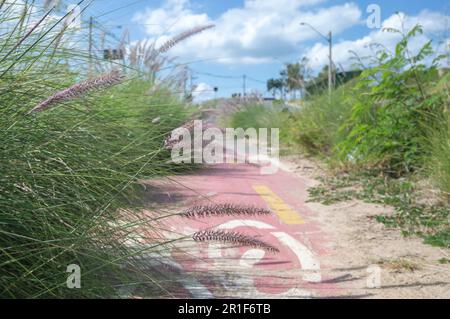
[146,161,344,298]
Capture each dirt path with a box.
[141,153,449,299]
[283,155,450,299]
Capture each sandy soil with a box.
[283,155,450,299]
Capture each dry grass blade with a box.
[29,69,125,114]
[158,24,215,54]
[193,230,279,253]
[181,204,273,218]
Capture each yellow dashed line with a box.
[253,185,305,225]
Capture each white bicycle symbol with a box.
[207,219,321,298]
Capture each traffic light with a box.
[103,49,124,60]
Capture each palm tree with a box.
[285,63,305,100]
[267,78,284,98]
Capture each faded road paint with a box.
[146,158,338,298]
[217,219,321,283]
[253,185,305,225]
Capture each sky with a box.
[37,0,450,100]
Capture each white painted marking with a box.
[215,219,322,287]
[248,154,292,173]
[271,232,321,283]
[178,278,215,299]
[168,219,322,297]
[208,243,223,259]
[239,249,266,268]
[143,253,214,299]
[216,220,276,230]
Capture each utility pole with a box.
[328,31,333,95]
[88,16,93,76]
[243,74,247,102]
[183,66,188,98]
[300,22,334,95]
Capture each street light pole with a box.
[300,22,334,94]
[328,31,333,95]
[243,74,247,102]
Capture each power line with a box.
[100,23,162,27]
[246,75,266,84]
[191,70,267,84]
[191,70,241,80]
[93,0,150,19]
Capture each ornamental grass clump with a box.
[0,3,193,298]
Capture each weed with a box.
[308,172,450,248]
[377,258,421,272]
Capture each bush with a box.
[291,85,353,156]
[0,5,191,298]
[225,103,295,149]
[338,25,448,176]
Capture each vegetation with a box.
[267,59,309,100]
[230,24,450,248]
[291,84,354,156]
[427,107,450,196]
[224,103,297,150]
[1,1,448,299]
[0,3,197,298]
[338,25,448,176]
[308,171,449,248]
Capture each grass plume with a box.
[158,24,215,54]
[29,69,125,114]
[181,204,273,218]
[193,230,279,253]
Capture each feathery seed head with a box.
[29,70,125,114]
[158,24,215,54]
[193,230,279,253]
[181,204,273,219]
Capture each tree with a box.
[286,63,303,99]
[267,78,284,98]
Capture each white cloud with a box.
[304,10,449,71]
[133,0,211,36]
[133,0,362,64]
[192,82,214,102]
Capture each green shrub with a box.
[338,25,448,176]
[291,85,353,156]
[226,103,295,148]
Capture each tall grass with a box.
[427,74,450,196]
[291,84,354,157]
[429,129,450,195]
[225,103,297,150]
[0,3,193,298]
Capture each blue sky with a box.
[58,0,449,99]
